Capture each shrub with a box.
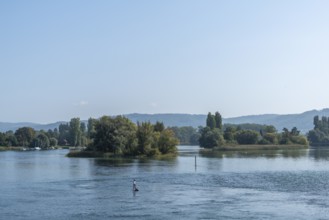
[235,130,259,145]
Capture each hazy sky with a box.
[1,0,329,123]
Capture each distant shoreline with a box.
[0,146,69,151]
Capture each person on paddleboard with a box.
[133,179,138,191]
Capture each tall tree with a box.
[80,122,86,134]
[0,132,6,146]
[313,116,320,129]
[154,121,165,132]
[280,128,290,144]
[158,129,179,154]
[5,131,18,147]
[290,127,300,136]
[31,133,50,149]
[53,128,59,139]
[93,116,113,152]
[215,111,222,130]
[69,118,81,146]
[58,123,70,145]
[136,122,154,155]
[49,137,58,147]
[206,112,216,129]
[201,112,225,148]
[87,118,96,138]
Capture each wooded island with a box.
[199,112,308,150]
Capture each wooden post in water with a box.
[195,155,197,168]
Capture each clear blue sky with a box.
[1,0,329,123]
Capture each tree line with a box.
[0,116,179,156]
[0,127,58,149]
[168,122,296,146]
[5,112,329,151]
[0,117,90,149]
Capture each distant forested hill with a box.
[126,109,329,133]
[0,122,66,132]
[224,109,329,133]
[1,109,329,133]
[125,113,206,128]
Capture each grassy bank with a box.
[204,144,309,152]
[0,146,25,151]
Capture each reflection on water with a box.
[200,148,309,159]
[308,147,329,160]
[94,157,178,169]
[94,158,135,167]
[2,146,329,219]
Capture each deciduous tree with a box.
[15,127,36,147]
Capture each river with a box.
[1,146,329,219]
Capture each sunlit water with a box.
[1,146,329,219]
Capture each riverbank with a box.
[0,146,24,151]
[0,146,69,151]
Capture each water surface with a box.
[1,146,329,219]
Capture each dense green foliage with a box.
[89,117,178,156]
[0,127,59,149]
[224,125,307,145]
[0,118,90,149]
[15,127,36,147]
[92,116,138,154]
[31,133,50,149]
[199,112,308,148]
[307,116,329,146]
[223,123,276,133]
[158,129,178,154]
[235,130,259,144]
[215,112,222,130]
